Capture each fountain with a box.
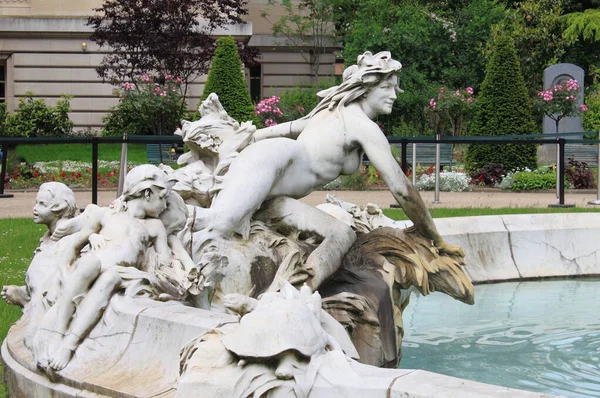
[2,51,582,397]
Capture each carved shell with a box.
[221,298,329,359]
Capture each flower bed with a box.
[6,160,140,190]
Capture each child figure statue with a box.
[1,182,89,348]
[36,165,174,373]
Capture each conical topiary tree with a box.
[465,36,537,174]
[200,36,256,124]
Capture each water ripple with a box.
[401,279,600,397]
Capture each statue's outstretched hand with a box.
[436,240,465,259]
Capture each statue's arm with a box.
[147,219,173,267]
[358,124,464,257]
[253,118,308,142]
[52,204,103,240]
[167,234,195,273]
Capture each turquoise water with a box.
[401,279,600,397]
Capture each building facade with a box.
[0,0,340,131]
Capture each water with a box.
[401,279,600,397]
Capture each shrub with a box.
[470,163,505,187]
[102,75,186,136]
[427,86,476,136]
[510,171,556,191]
[533,79,588,132]
[466,36,537,173]
[415,171,471,192]
[4,92,73,137]
[201,36,256,124]
[565,157,595,189]
[254,79,336,128]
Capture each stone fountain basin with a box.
[5,212,595,398]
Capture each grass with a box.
[14,143,148,164]
[0,219,44,398]
[1,206,600,394]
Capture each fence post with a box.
[0,143,14,198]
[433,134,441,204]
[589,132,600,205]
[412,142,417,186]
[117,133,128,197]
[401,139,408,173]
[92,137,99,205]
[556,138,560,199]
[549,138,574,208]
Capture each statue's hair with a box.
[39,182,78,218]
[307,51,402,118]
[110,164,171,213]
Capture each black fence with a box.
[0,132,598,206]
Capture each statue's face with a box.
[141,186,168,218]
[33,189,58,225]
[364,75,398,116]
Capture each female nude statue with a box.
[194,51,464,291]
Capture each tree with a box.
[340,0,503,135]
[466,36,537,173]
[201,37,256,123]
[87,0,256,98]
[260,0,338,81]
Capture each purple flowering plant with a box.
[533,79,588,132]
[255,96,285,127]
[428,87,476,136]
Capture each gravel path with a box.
[1,189,599,219]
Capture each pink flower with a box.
[297,105,305,113]
[175,77,183,84]
[160,91,167,97]
[467,97,473,103]
[466,87,474,95]
[454,90,460,96]
[580,104,588,112]
[141,74,151,83]
[429,98,436,108]
[122,82,135,91]
[164,74,173,81]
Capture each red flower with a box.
[61,171,66,178]
[52,176,56,181]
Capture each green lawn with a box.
[1,206,600,395]
[383,206,600,220]
[14,143,148,164]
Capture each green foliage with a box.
[584,67,600,132]
[489,0,571,97]
[102,76,187,136]
[3,92,74,137]
[201,36,256,124]
[341,0,503,135]
[427,86,476,136]
[510,170,556,191]
[466,36,537,173]
[562,8,600,42]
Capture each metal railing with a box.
[0,132,599,207]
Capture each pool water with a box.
[401,279,600,397]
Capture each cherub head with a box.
[111,165,171,218]
[33,182,77,226]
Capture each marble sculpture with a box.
[2,51,474,397]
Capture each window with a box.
[249,65,261,102]
[0,64,5,103]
